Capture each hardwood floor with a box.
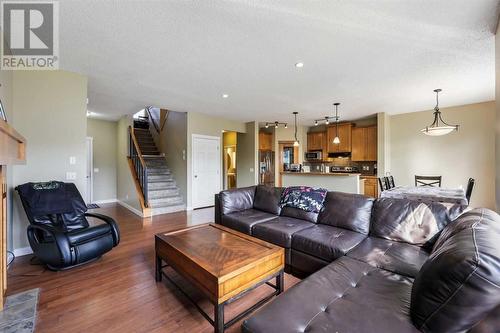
[7,204,300,333]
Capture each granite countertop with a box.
[281,172,361,177]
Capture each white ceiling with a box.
[61,1,499,123]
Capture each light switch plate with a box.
[66,172,76,180]
[250,168,254,172]
[69,156,76,165]
[94,168,99,173]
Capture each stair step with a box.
[138,144,156,149]
[148,188,180,199]
[148,170,171,176]
[149,196,183,207]
[151,204,186,215]
[148,174,172,181]
[148,180,177,190]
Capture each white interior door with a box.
[192,135,221,208]
[85,137,93,204]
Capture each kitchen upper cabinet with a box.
[307,131,326,151]
[327,123,352,153]
[352,126,377,161]
[259,132,273,151]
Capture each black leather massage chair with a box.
[16,181,120,270]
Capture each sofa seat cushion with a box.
[220,209,277,235]
[292,225,366,262]
[242,257,418,333]
[67,223,111,245]
[347,237,429,278]
[252,217,315,248]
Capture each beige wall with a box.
[377,112,391,177]
[87,118,118,202]
[237,122,259,187]
[496,24,500,212]
[0,63,14,250]
[159,111,187,203]
[116,116,141,212]
[390,102,495,209]
[11,71,88,250]
[186,111,251,208]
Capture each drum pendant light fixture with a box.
[421,89,459,136]
[293,112,300,147]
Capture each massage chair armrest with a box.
[84,212,120,246]
[27,224,72,265]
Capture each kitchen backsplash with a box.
[304,159,377,175]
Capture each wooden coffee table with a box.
[155,223,285,333]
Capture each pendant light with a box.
[333,103,341,144]
[293,112,300,147]
[420,89,459,136]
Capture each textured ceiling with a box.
[61,1,499,123]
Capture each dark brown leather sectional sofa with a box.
[214,185,500,333]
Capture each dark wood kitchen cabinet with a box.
[327,123,352,153]
[307,131,326,151]
[362,176,378,198]
[259,132,273,151]
[352,126,377,161]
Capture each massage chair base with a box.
[45,255,102,271]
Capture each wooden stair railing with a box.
[128,126,149,208]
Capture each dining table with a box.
[380,185,468,205]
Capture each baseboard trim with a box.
[13,246,33,257]
[93,198,117,204]
[185,206,193,211]
[117,200,144,217]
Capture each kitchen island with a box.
[281,172,365,194]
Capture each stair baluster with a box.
[128,127,149,207]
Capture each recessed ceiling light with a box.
[222,94,229,99]
[295,62,304,68]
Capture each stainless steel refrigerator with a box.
[259,150,275,186]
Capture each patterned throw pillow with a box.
[279,186,328,213]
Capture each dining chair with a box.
[415,175,442,187]
[387,175,395,189]
[465,178,475,204]
[378,177,389,192]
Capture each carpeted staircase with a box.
[134,128,185,214]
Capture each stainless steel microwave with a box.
[305,151,322,160]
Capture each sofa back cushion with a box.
[253,185,283,215]
[317,191,374,234]
[219,186,256,215]
[280,206,318,223]
[371,198,466,246]
[410,208,500,332]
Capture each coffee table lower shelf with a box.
[156,258,284,333]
